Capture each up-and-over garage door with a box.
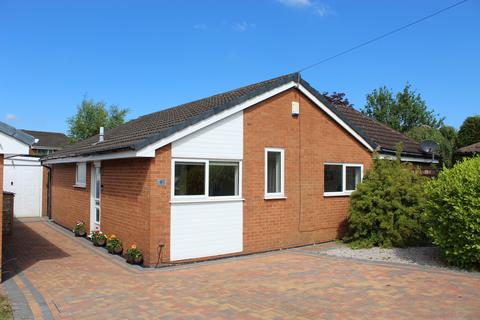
[3,156,43,217]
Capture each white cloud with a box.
[193,24,208,30]
[277,0,312,7]
[232,22,256,32]
[5,114,16,121]
[277,0,333,16]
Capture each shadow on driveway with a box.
[2,219,70,282]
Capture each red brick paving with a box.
[3,221,480,319]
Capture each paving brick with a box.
[3,220,480,319]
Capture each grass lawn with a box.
[0,294,12,320]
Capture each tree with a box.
[322,91,354,108]
[406,125,457,168]
[67,98,129,143]
[456,115,480,148]
[361,84,444,133]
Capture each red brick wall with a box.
[242,88,373,253]
[51,157,162,265]
[100,158,152,262]
[0,154,3,281]
[146,146,171,266]
[51,163,90,231]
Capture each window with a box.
[346,166,362,191]
[174,162,205,196]
[324,164,343,192]
[75,162,86,187]
[173,160,241,199]
[265,148,285,198]
[209,162,239,196]
[324,163,363,196]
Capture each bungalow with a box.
[44,73,436,266]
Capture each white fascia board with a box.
[297,85,374,152]
[136,81,298,157]
[378,153,439,164]
[43,150,140,164]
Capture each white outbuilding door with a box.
[3,156,43,217]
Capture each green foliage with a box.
[361,84,443,133]
[344,153,428,248]
[456,115,480,148]
[406,125,457,168]
[67,98,129,143]
[106,235,122,250]
[425,156,480,269]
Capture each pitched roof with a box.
[21,130,68,150]
[0,121,35,146]
[45,73,430,160]
[456,142,480,155]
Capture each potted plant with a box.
[126,244,143,265]
[90,230,107,247]
[106,234,123,255]
[72,221,86,237]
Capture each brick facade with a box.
[242,89,372,253]
[51,163,91,231]
[0,154,3,280]
[50,88,375,266]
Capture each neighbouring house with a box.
[1,125,67,218]
[0,121,35,280]
[43,73,437,266]
[20,130,69,217]
[21,129,68,156]
[456,141,480,158]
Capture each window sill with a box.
[73,183,86,188]
[323,192,353,197]
[264,195,287,200]
[171,198,245,204]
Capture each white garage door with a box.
[170,201,243,261]
[3,156,43,218]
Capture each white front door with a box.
[90,162,101,231]
[3,156,43,217]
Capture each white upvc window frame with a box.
[264,148,285,199]
[171,158,243,203]
[323,163,363,197]
[74,162,87,188]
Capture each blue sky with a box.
[1,0,478,133]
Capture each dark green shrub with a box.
[343,155,428,248]
[426,156,480,269]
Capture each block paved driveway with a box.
[3,220,480,319]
